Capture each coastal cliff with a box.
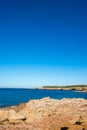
[42,85,87,92]
[0,97,87,130]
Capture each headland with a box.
[41,85,87,92]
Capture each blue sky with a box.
[0,0,87,87]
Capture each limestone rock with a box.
[0,97,87,129]
[8,109,26,123]
[0,110,8,122]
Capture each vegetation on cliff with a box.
[42,85,87,88]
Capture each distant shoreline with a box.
[41,85,87,92]
[0,85,87,93]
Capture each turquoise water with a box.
[0,88,87,108]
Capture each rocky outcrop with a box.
[0,97,87,130]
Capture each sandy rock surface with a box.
[0,97,87,130]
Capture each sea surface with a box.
[0,88,87,108]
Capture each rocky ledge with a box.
[0,97,87,130]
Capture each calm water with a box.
[0,88,87,108]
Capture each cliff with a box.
[42,85,87,92]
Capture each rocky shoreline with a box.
[41,86,87,92]
[0,97,87,130]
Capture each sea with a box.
[0,88,87,108]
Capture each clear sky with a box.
[0,0,87,88]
